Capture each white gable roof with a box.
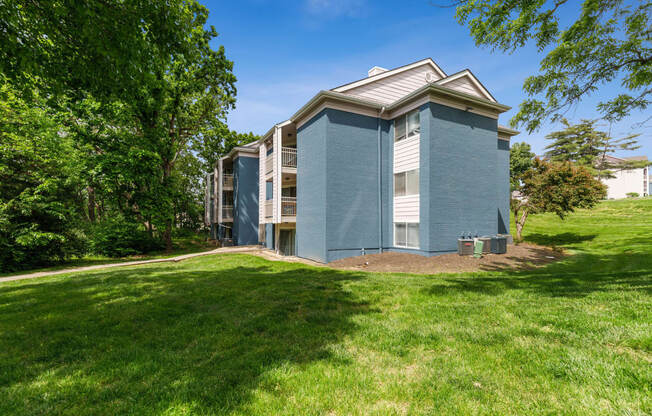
[331,58,447,104]
[435,69,496,102]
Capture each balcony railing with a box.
[223,174,233,188]
[282,147,297,168]
[281,196,296,216]
[222,205,233,220]
[264,200,273,218]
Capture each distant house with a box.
[601,155,649,199]
[205,58,518,262]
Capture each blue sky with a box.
[206,0,650,158]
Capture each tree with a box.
[194,125,259,172]
[511,158,606,241]
[132,26,236,250]
[453,0,652,132]
[0,0,212,103]
[71,16,237,251]
[544,118,648,178]
[0,81,87,271]
[510,141,535,191]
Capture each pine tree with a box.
[544,119,646,178]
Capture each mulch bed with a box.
[328,243,566,274]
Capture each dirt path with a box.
[0,246,262,284]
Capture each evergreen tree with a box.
[544,119,646,178]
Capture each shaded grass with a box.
[0,233,216,278]
[0,199,650,415]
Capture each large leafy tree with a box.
[0,81,86,271]
[511,158,606,240]
[0,0,211,102]
[132,24,236,250]
[544,118,647,178]
[453,0,652,132]
[72,17,237,250]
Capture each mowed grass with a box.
[0,199,650,415]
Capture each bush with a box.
[626,192,639,198]
[90,217,164,257]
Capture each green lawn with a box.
[0,199,650,415]
[0,233,216,278]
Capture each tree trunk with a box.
[162,159,174,252]
[87,186,96,222]
[163,224,173,252]
[515,208,529,242]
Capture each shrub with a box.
[626,192,639,198]
[90,217,164,257]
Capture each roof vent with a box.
[368,66,388,77]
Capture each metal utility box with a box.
[498,234,513,245]
[491,236,507,254]
[457,238,474,256]
[478,237,492,254]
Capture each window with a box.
[394,172,406,196]
[406,169,419,195]
[394,109,420,142]
[394,169,419,197]
[394,223,406,247]
[395,114,406,142]
[407,110,420,138]
[394,223,419,248]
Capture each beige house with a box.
[601,155,649,199]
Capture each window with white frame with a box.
[394,109,420,142]
[394,222,419,248]
[394,169,419,197]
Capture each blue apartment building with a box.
[204,58,518,263]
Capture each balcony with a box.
[223,174,233,188]
[281,197,296,216]
[265,147,297,176]
[281,147,297,168]
[222,205,233,220]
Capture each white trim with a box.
[436,70,496,103]
[332,59,446,93]
[258,141,266,225]
[273,126,282,223]
[497,125,519,136]
[232,152,259,159]
[216,161,222,224]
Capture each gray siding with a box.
[325,109,382,262]
[297,111,328,262]
[265,223,274,249]
[233,156,259,246]
[497,139,510,234]
[422,102,499,253]
[380,119,393,251]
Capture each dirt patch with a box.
[328,243,566,274]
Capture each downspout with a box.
[377,106,386,254]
